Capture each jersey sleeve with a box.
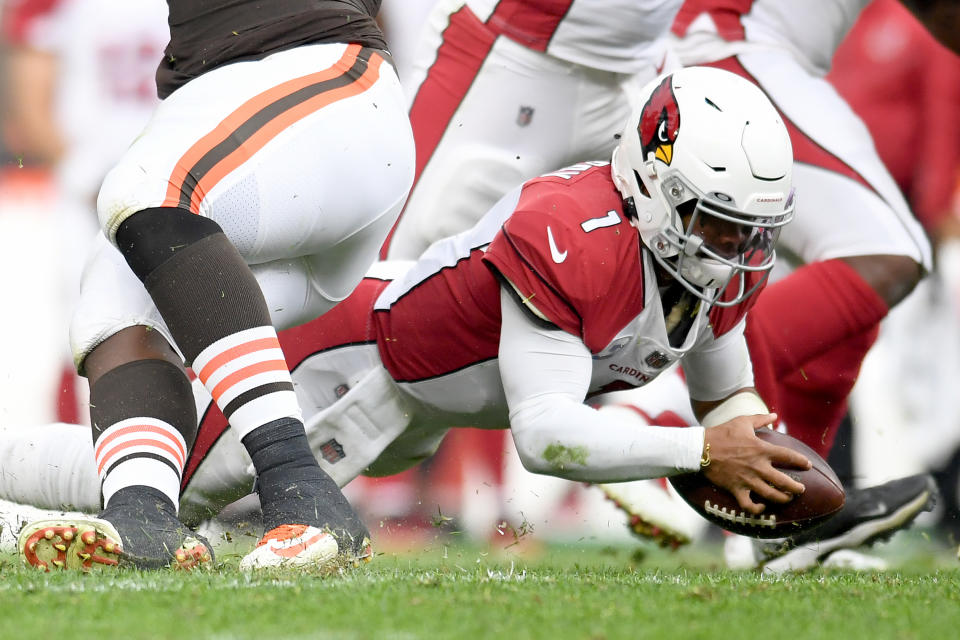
[483,187,645,354]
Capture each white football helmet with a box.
[611,66,795,307]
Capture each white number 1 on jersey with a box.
[581,210,621,233]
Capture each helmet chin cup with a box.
[679,255,733,289]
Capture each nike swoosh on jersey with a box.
[547,226,568,264]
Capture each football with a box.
[668,429,845,538]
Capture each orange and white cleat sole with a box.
[18,518,122,571]
[239,524,341,571]
[17,517,213,571]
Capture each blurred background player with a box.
[17,0,416,571]
[381,0,682,259]
[377,0,436,86]
[0,0,169,426]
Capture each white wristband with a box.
[701,391,769,428]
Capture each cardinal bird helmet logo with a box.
[638,76,681,165]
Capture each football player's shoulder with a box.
[506,171,632,265]
[514,162,626,235]
[497,162,640,303]
[525,161,620,200]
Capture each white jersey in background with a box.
[0,0,170,428]
[671,0,870,76]
[10,0,170,202]
[381,0,683,259]
[465,0,681,73]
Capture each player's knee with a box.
[97,161,160,241]
[81,325,183,387]
[842,254,923,308]
[115,207,224,282]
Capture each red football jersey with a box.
[374,162,758,389]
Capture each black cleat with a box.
[758,473,938,573]
[19,486,214,571]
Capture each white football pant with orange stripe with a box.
[96,42,415,324]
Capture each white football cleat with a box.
[723,533,770,570]
[239,524,342,570]
[725,475,936,574]
[595,480,706,548]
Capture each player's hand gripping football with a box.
[701,413,811,515]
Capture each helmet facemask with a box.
[645,172,795,307]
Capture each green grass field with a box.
[1,528,959,640]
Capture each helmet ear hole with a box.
[632,171,651,197]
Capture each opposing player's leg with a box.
[0,423,102,515]
[92,43,413,570]
[15,323,214,571]
[13,253,412,567]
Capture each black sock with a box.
[242,417,369,551]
